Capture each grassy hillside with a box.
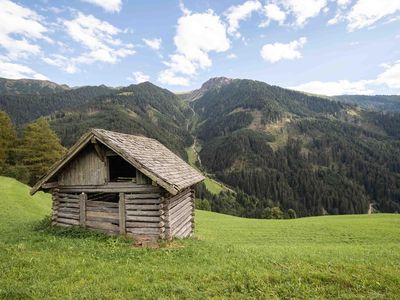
[1,176,400,299]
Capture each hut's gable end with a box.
[58,145,107,186]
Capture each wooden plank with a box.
[125,193,160,199]
[168,203,192,220]
[79,193,87,226]
[172,215,192,234]
[59,198,79,204]
[85,206,119,213]
[58,207,80,214]
[86,216,119,224]
[119,193,126,235]
[168,197,191,215]
[169,206,193,228]
[57,212,80,220]
[57,218,79,225]
[126,210,162,216]
[126,221,164,228]
[125,204,161,211]
[58,193,80,199]
[125,199,161,205]
[173,219,193,237]
[86,210,119,219]
[86,200,119,208]
[167,189,191,205]
[126,227,160,235]
[42,182,58,189]
[86,220,119,231]
[58,203,80,209]
[125,215,161,222]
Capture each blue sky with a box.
[0,0,399,95]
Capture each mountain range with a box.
[1,76,399,217]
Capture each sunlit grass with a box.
[1,176,399,299]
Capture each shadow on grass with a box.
[33,215,132,244]
[32,215,193,249]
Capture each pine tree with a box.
[19,118,66,185]
[0,111,16,173]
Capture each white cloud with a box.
[143,38,162,50]
[0,61,48,80]
[42,54,78,74]
[128,71,150,83]
[62,12,135,65]
[260,3,286,27]
[158,70,190,86]
[81,0,122,13]
[227,53,237,59]
[260,37,307,63]
[225,0,262,37]
[290,60,400,95]
[158,8,230,86]
[346,0,400,31]
[0,0,49,59]
[290,80,374,95]
[376,60,400,89]
[279,0,328,26]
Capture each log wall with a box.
[164,188,194,239]
[51,185,195,243]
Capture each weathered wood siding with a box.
[58,145,106,186]
[125,191,163,241]
[51,184,195,243]
[164,188,194,239]
[52,190,80,226]
[85,199,119,234]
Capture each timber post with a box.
[119,192,126,234]
[79,192,87,226]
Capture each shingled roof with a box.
[31,129,204,195]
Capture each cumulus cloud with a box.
[290,80,375,95]
[128,71,150,83]
[63,12,135,64]
[225,0,262,37]
[42,54,79,74]
[0,0,49,59]
[328,0,400,30]
[279,0,328,26]
[81,0,122,13]
[0,61,48,80]
[158,7,230,86]
[346,0,400,31]
[259,3,286,27]
[227,53,237,59]
[290,60,400,95]
[260,37,307,63]
[143,38,162,50]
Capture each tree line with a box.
[0,111,65,185]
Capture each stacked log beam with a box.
[164,188,193,239]
[54,192,80,226]
[124,192,162,240]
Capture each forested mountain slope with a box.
[1,76,399,217]
[49,82,193,158]
[192,78,400,217]
[0,85,114,124]
[0,77,70,95]
[334,95,400,112]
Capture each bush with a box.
[287,209,297,219]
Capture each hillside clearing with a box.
[0,176,399,299]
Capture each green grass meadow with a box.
[1,176,400,299]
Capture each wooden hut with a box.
[31,129,204,244]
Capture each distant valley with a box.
[1,76,399,218]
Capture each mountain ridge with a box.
[0,76,399,217]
